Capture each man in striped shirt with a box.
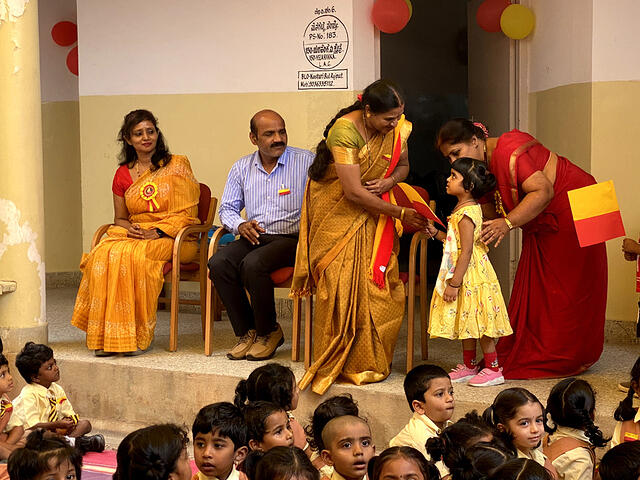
[208,110,313,361]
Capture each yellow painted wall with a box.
[528,83,593,174]
[78,90,355,250]
[530,80,640,322]
[591,81,640,322]
[42,101,82,272]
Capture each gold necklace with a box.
[135,159,151,178]
[361,111,372,165]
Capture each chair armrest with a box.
[173,224,212,246]
[91,224,113,250]
[207,227,230,259]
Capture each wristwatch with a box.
[155,228,166,238]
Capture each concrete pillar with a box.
[0,0,48,352]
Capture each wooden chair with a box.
[204,228,308,358]
[297,199,436,373]
[90,183,217,352]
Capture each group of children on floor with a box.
[5,355,640,480]
[0,340,104,462]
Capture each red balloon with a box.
[51,21,77,46]
[476,0,510,33]
[66,46,78,76]
[372,0,410,34]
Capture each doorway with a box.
[380,0,517,297]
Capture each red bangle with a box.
[448,282,461,288]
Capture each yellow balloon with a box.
[500,4,535,40]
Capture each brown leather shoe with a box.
[227,330,257,360]
[246,324,284,361]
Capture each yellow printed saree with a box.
[291,118,411,394]
[71,155,200,352]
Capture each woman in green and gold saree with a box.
[291,80,429,394]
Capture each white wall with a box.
[527,0,593,93]
[77,0,376,96]
[38,0,78,102]
[592,0,640,82]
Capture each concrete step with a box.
[41,287,637,449]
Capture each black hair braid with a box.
[234,379,249,409]
[482,405,496,427]
[425,435,446,462]
[580,409,609,447]
[308,101,362,181]
[148,456,169,480]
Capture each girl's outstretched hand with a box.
[425,221,438,239]
[443,285,459,302]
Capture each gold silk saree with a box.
[71,155,200,352]
[291,117,411,394]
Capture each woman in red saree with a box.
[437,119,607,379]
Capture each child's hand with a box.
[425,222,438,238]
[57,418,75,433]
[443,285,459,302]
[622,238,640,260]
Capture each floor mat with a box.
[82,450,198,479]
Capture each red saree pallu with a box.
[369,120,404,288]
[492,130,607,379]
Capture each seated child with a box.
[0,346,24,460]
[254,446,319,480]
[390,365,454,461]
[599,441,640,480]
[235,364,306,451]
[9,342,104,453]
[114,423,191,480]
[192,402,249,480]
[543,378,609,480]
[611,356,640,447]
[244,401,293,452]
[306,394,359,478]
[7,429,82,480]
[483,388,556,478]
[320,416,375,480]
[370,446,439,480]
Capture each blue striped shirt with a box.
[219,146,314,235]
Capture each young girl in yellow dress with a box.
[426,157,512,387]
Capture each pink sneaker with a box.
[449,364,479,383]
[468,367,505,387]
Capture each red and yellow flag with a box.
[567,180,625,248]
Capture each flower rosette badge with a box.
[140,181,160,212]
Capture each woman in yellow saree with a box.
[291,80,428,394]
[71,110,200,356]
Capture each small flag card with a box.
[567,180,625,247]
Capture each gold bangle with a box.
[504,217,514,230]
[400,207,406,221]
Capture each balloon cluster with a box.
[371,0,413,34]
[476,0,535,40]
[51,21,78,76]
